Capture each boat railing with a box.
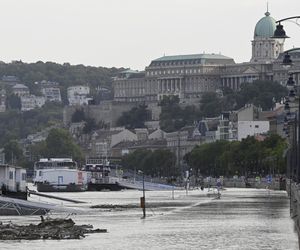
[34,166,77,170]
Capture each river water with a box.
[0,188,298,250]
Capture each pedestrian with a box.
[216,178,222,198]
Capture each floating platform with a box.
[0,196,53,215]
[117,180,176,191]
[87,183,122,191]
[0,195,79,216]
[36,182,86,192]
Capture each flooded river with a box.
[0,188,298,250]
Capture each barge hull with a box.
[87,183,123,191]
[36,183,85,192]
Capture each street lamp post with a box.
[275,16,300,218]
[284,71,299,181]
[138,170,146,219]
[142,171,146,218]
[273,16,300,182]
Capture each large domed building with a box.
[251,11,284,63]
[254,11,276,38]
[112,11,300,104]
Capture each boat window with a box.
[9,171,13,179]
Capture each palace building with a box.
[113,11,300,105]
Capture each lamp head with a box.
[282,53,293,68]
[286,75,295,90]
[284,102,290,112]
[272,23,290,39]
[288,89,296,102]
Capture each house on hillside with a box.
[12,83,29,96]
[1,76,20,86]
[21,95,46,111]
[41,86,62,102]
[67,85,91,106]
[86,127,138,158]
[237,104,271,141]
[111,139,167,158]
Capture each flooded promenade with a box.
[0,188,298,250]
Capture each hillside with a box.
[0,60,124,147]
[0,60,123,102]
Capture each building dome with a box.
[254,12,276,38]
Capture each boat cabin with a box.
[0,164,27,199]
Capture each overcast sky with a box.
[0,0,299,70]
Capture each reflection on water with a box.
[0,188,298,250]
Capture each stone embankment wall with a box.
[63,101,161,127]
[203,177,281,190]
[63,101,137,127]
[289,181,300,235]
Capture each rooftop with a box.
[152,53,233,62]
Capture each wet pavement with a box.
[0,188,298,250]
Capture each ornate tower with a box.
[250,11,284,63]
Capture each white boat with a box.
[33,158,88,192]
[83,159,123,191]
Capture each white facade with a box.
[238,121,270,141]
[12,83,30,96]
[41,86,62,102]
[34,169,88,186]
[251,37,283,63]
[67,85,90,106]
[94,142,109,158]
[0,165,27,192]
[21,95,46,111]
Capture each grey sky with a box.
[0,0,299,70]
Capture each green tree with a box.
[159,96,198,132]
[199,92,222,118]
[117,104,151,129]
[43,128,84,162]
[0,103,63,146]
[185,134,287,177]
[4,139,24,164]
[122,149,177,178]
[71,109,86,122]
[231,80,287,110]
[6,94,21,110]
[82,117,100,134]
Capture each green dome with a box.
[254,12,276,38]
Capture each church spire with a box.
[265,2,270,16]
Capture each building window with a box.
[9,171,14,179]
[255,125,259,128]
[22,173,26,181]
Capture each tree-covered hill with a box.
[0,60,122,87]
[0,102,63,146]
[0,60,124,102]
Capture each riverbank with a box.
[0,188,297,250]
[288,180,300,246]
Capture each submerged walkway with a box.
[0,188,298,250]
